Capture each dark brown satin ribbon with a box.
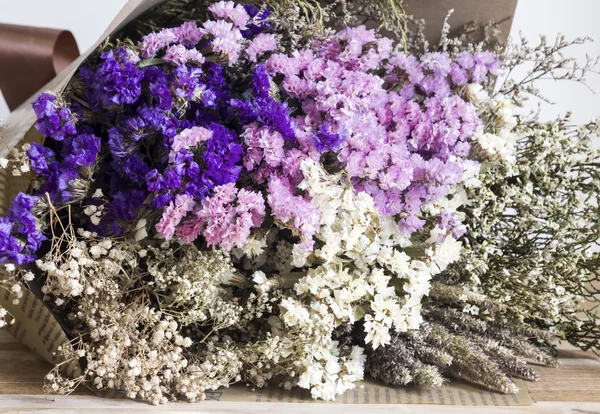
[0,23,80,111]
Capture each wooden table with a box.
[1,329,599,413]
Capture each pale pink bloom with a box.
[170,127,213,159]
[241,123,285,171]
[156,194,196,240]
[163,45,205,67]
[175,217,204,244]
[208,1,250,28]
[245,33,278,62]
[139,28,178,58]
[267,175,320,251]
[201,20,244,64]
[191,183,265,249]
[172,21,203,46]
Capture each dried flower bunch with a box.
[0,0,598,405]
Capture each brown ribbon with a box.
[0,23,80,111]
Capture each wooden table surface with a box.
[1,329,599,413]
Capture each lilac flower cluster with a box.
[263,27,499,234]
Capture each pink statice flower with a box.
[201,20,245,64]
[163,45,206,67]
[245,33,278,63]
[179,183,265,249]
[155,194,196,240]
[267,175,320,251]
[170,126,213,161]
[208,1,250,28]
[242,122,285,171]
[171,21,204,47]
[139,28,178,58]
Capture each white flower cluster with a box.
[466,83,518,166]
[236,159,463,400]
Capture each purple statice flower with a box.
[144,66,173,110]
[231,96,295,140]
[27,143,55,175]
[313,122,345,152]
[173,65,205,101]
[241,5,273,37]
[93,47,144,107]
[175,183,265,248]
[32,92,77,141]
[96,189,148,236]
[267,175,320,251]
[62,133,102,168]
[0,193,46,264]
[43,165,78,204]
[0,218,25,264]
[252,64,271,98]
[200,123,243,188]
[208,1,251,28]
[149,124,243,205]
[116,154,151,185]
[10,193,45,252]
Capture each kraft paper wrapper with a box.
[0,0,528,406]
[0,285,81,379]
[199,378,533,406]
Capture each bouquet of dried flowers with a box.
[0,0,598,404]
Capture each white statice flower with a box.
[92,188,104,198]
[134,218,148,241]
[474,130,517,164]
[241,236,266,257]
[83,205,97,216]
[293,158,465,354]
[466,83,490,104]
[432,235,463,272]
[467,84,518,166]
[0,158,8,169]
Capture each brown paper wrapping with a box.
[0,0,528,405]
[0,24,80,111]
[203,378,533,406]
